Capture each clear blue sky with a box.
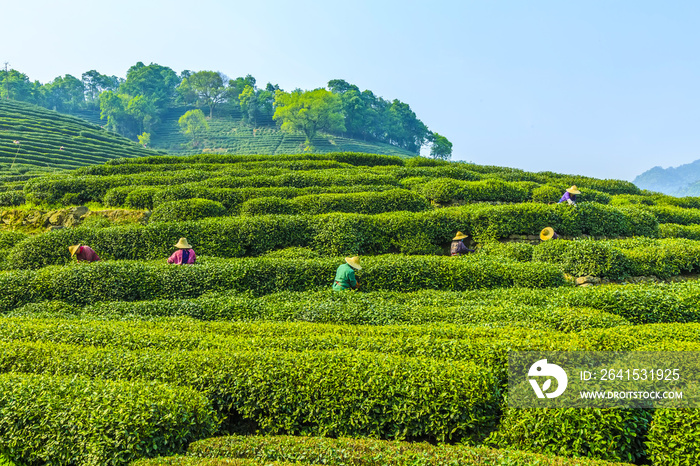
[4,0,700,181]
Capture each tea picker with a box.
[68,244,101,263]
[168,237,197,264]
[332,256,361,291]
[450,231,475,256]
[558,185,581,205]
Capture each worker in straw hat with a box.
[68,244,101,263]
[333,256,361,291]
[167,237,196,265]
[540,227,559,241]
[558,185,581,205]
[451,231,475,256]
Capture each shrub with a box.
[533,239,630,279]
[0,372,218,466]
[0,341,500,443]
[479,241,534,262]
[659,223,700,240]
[240,197,296,216]
[531,185,562,204]
[647,409,700,465]
[184,434,635,466]
[0,256,566,310]
[150,199,228,223]
[0,191,25,206]
[6,204,658,269]
[0,231,27,250]
[487,408,651,463]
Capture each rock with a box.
[575,276,602,286]
[46,211,66,226]
[70,206,89,218]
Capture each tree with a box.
[0,68,41,103]
[82,70,121,109]
[384,99,430,154]
[178,109,208,147]
[137,132,151,147]
[227,75,256,104]
[177,70,228,118]
[99,91,156,138]
[120,62,179,110]
[239,85,258,126]
[429,132,453,160]
[41,74,85,112]
[273,88,345,151]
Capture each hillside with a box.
[633,158,700,195]
[3,153,700,464]
[75,106,419,157]
[0,99,157,178]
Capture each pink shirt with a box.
[75,246,100,262]
[167,249,196,264]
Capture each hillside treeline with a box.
[0,63,451,157]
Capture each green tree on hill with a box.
[41,74,85,112]
[120,62,179,110]
[239,84,276,127]
[429,132,453,160]
[177,70,228,118]
[0,68,40,103]
[178,109,208,148]
[82,70,121,109]
[228,75,256,104]
[273,89,345,151]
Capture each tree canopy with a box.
[178,109,208,147]
[273,89,345,150]
[1,64,451,154]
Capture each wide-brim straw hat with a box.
[452,231,468,241]
[345,256,362,270]
[566,185,581,194]
[540,227,556,241]
[68,244,81,256]
[174,237,192,249]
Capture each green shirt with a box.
[332,263,357,291]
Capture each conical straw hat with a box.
[174,237,192,249]
[540,227,556,241]
[566,185,581,194]
[345,256,362,270]
[68,244,81,256]
[452,231,468,241]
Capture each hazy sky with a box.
[3,0,700,181]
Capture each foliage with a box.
[0,372,217,465]
[177,71,228,118]
[0,340,500,443]
[429,132,453,160]
[0,256,565,309]
[273,88,345,150]
[487,408,651,463]
[178,110,209,147]
[183,434,635,466]
[150,198,228,223]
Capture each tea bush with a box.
[0,341,500,443]
[0,372,218,466]
[150,199,228,223]
[181,434,635,466]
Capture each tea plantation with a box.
[0,99,156,179]
[2,151,700,465]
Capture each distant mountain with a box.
[633,159,700,195]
